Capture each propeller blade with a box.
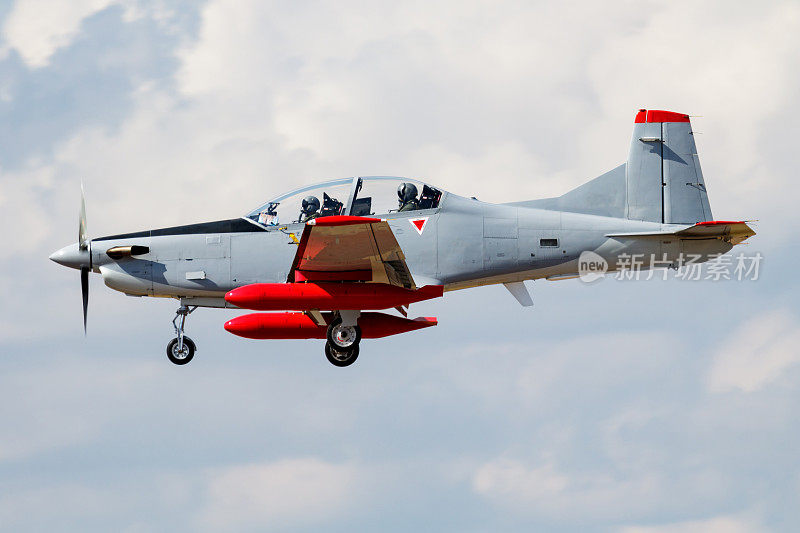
[79,181,88,250]
[81,266,89,334]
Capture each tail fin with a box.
[509,109,713,223]
[626,109,712,224]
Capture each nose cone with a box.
[49,243,90,270]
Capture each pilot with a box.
[397,183,419,212]
[300,196,320,222]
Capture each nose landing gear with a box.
[167,305,197,365]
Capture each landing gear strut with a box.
[167,305,197,365]
[325,314,361,367]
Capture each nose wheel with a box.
[168,305,197,365]
[167,336,196,365]
[325,315,361,367]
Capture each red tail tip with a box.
[635,109,690,124]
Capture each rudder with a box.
[626,109,712,224]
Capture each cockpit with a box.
[246,176,445,227]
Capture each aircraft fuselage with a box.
[60,191,732,307]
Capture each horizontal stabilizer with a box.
[606,220,755,245]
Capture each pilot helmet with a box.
[302,196,320,214]
[397,183,418,203]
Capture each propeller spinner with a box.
[49,184,92,333]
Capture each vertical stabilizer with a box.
[626,109,712,224]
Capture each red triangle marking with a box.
[412,219,425,232]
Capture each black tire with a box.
[326,316,362,349]
[167,336,196,365]
[325,341,359,367]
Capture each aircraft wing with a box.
[288,216,417,290]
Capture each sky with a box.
[1,0,799,531]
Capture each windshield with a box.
[246,176,444,226]
[246,178,352,226]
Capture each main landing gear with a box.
[324,314,361,367]
[167,305,197,365]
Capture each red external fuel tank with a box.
[224,312,438,340]
[224,282,443,311]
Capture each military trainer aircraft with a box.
[50,109,755,367]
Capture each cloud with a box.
[470,454,741,525]
[456,326,789,525]
[0,355,164,461]
[174,0,648,197]
[0,483,121,530]
[586,1,800,227]
[707,309,800,393]
[1,0,115,68]
[473,459,569,501]
[471,456,662,523]
[198,458,358,531]
[418,330,681,415]
[0,160,58,258]
[619,514,766,533]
